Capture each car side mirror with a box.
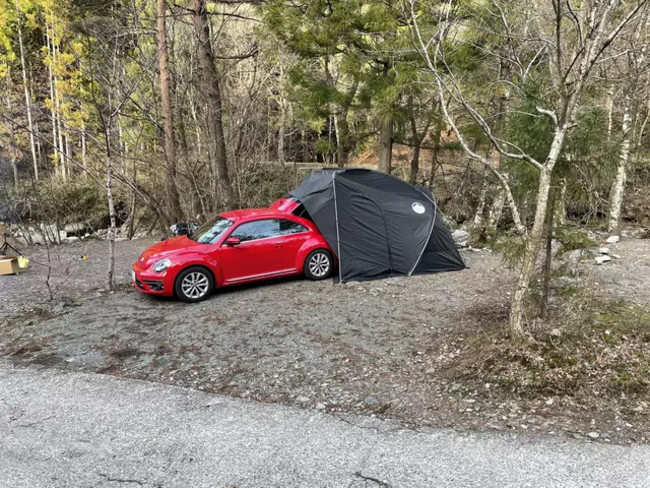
[225,237,241,247]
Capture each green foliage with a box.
[554,227,597,252]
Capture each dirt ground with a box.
[2,235,650,444]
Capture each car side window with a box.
[279,219,308,236]
[230,219,280,242]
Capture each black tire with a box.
[174,266,215,303]
[303,249,334,280]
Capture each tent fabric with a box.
[289,168,466,282]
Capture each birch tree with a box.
[411,0,650,339]
[608,10,650,232]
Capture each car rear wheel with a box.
[304,249,333,280]
[175,266,214,303]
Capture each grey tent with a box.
[289,168,466,283]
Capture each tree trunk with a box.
[157,0,184,222]
[15,0,38,180]
[509,128,566,339]
[608,97,632,232]
[277,98,286,163]
[378,115,393,173]
[46,25,59,173]
[540,191,555,319]
[473,146,494,231]
[192,0,235,210]
[50,14,66,181]
[105,119,117,291]
[408,96,425,185]
[428,111,442,189]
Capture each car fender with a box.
[166,252,222,285]
[295,237,335,271]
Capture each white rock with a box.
[545,398,554,406]
[611,254,622,259]
[452,230,470,242]
[605,235,620,244]
[598,247,610,255]
[594,255,612,265]
[587,432,600,439]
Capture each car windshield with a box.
[188,216,234,244]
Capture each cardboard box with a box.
[0,257,20,276]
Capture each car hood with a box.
[136,236,204,268]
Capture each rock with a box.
[386,277,405,287]
[595,255,612,265]
[65,236,80,243]
[550,328,562,338]
[611,254,622,259]
[545,398,554,406]
[451,383,462,392]
[457,240,469,248]
[598,247,610,255]
[587,432,600,439]
[452,230,470,242]
[315,403,326,410]
[369,288,381,297]
[64,222,88,235]
[606,235,620,244]
[296,396,310,404]
[567,249,582,276]
[364,396,379,406]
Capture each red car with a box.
[131,199,335,302]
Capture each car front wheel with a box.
[174,266,214,303]
[304,249,333,280]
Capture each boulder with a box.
[605,235,620,244]
[566,249,582,276]
[452,230,470,242]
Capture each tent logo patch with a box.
[411,202,426,214]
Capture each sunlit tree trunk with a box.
[509,128,565,338]
[15,0,38,180]
[608,98,632,232]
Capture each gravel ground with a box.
[2,235,649,444]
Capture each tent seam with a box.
[332,171,343,283]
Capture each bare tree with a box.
[411,0,649,339]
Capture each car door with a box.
[219,219,289,283]
[276,218,311,269]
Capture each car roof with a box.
[219,207,292,221]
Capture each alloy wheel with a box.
[309,252,330,278]
[181,271,209,299]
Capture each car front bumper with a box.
[131,263,174,297]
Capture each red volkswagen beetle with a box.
[131,200,335,302]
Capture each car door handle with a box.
[274,243,283,248]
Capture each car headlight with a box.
[152,258,171,273]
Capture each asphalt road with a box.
[1,363,649,488]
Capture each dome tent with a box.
[289,169,466,282]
